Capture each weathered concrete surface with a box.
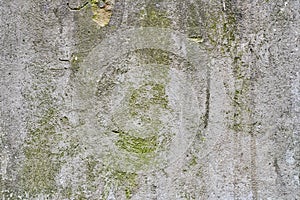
[0,0,299,199]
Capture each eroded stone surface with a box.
[0,0,299,199]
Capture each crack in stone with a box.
[67,1,89,11]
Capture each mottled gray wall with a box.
[0,0,299,199]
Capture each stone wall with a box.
[0,0,299,199]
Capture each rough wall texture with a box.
[0,0,299,199]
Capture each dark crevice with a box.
[274,158,281,177]
[67,1,89,11]
[203,67,211,129]
[59,58,70,62]
[274,157,287,196]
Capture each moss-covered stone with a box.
[140,5,171,28]
[110,81,170,168]
[135,48,172,65]
[204,3,237,53]
[112,170,138,199]
[128,82,169,112]
[202,3,255,134]
[114,130,158,154]
[21,108,62,196]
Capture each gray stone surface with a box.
[0,0,299,199]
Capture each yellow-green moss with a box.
[112,170,138,199]
[135,48,171,65]
[21,96,81,197]
[114,130,158,154]
[189,155,198,166]
[205,4,237,53]
[186,6,203,38]
[86,156,99,183]
[129,82,169,113]
[140,5,171,28]
[21,108,62,196]
[203,3,255,133]
[98,169,138,199]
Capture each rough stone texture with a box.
[0,0,299,199]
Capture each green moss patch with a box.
[112,170,138,199]
[21,108,62,195]
[140,5,171,28]
[129,82,169,112]
[134,48,172,65]
[114,130,158,154]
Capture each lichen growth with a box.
[106,64,172,171]
[186,5,204,39]
[205,1,237,53]
[203,2,254,133]
[140,5,171,28]
[97,169,138,200]
[112,170,138,199]
[114,130,158,154]
[21,108,62,196]
[86,156,99,183]
[110,81,168,166]
[189,155,198,167]
[135,48,172,65]
[128,82,169,112]
[230,60,252,132]
[20,87,81,198]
